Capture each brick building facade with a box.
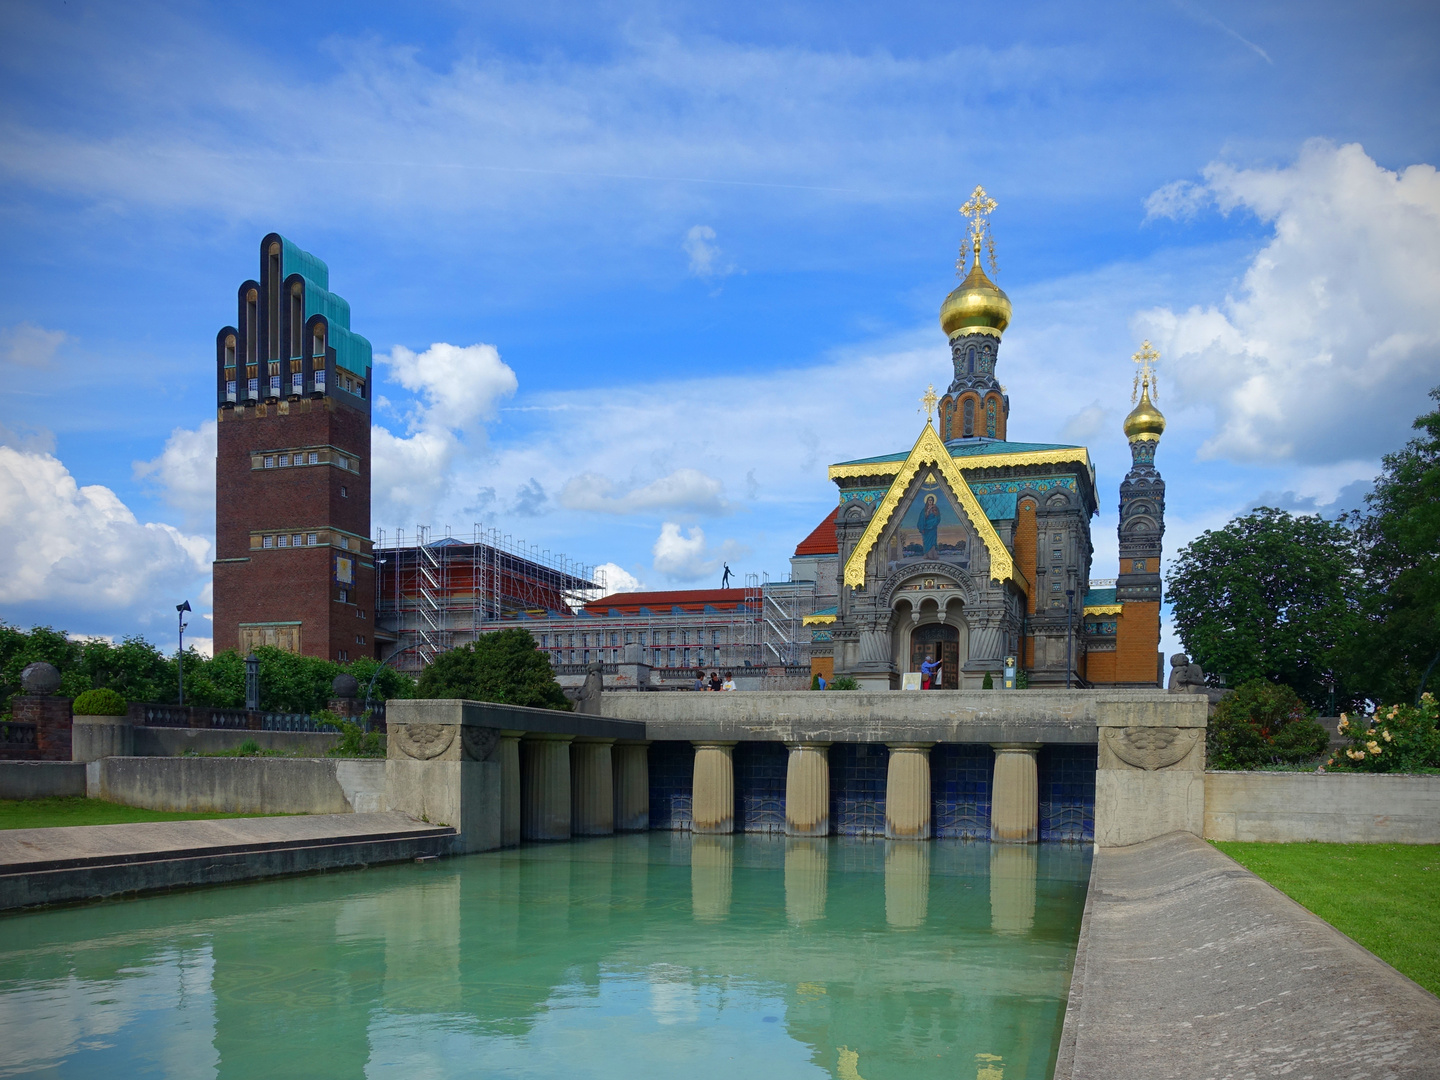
[212,234,377,662]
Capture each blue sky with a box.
[1,0,1438,654]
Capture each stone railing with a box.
[128,704,380,733]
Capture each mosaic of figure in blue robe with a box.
[919,494,942,557]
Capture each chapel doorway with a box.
[910,623,960,689]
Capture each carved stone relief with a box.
[393,723,457,760]
[1101,726,1200,771]
[461,725,500,762]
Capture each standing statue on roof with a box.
[721,563,732,589]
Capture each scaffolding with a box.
[373,525,598,673]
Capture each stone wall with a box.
[89,756,385,815]
[1204,771,1440,843]
[0,761,86,799]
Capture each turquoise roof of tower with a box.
[1083,587,1118,606]
[832,440,1084,468]
[280,236,372,377]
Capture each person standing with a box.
[919,655,939,690]
[693,669,706,691]
[721,671,736,691]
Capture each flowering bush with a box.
[1206,679,1330,769]
[1328,694,1440,773]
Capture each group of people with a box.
[693,670,737,692]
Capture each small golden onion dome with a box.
[940,261,1012,338]
[1124,381,1166,441]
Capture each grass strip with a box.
[0,797,288,830]
[1214,840,1440,995]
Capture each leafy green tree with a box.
[417,628,570,710]
[1166,507,1364,711]
[1345,387,1440,704]
[346,655,416,709]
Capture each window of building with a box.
[1052,549,1063,561]
[277,535,288,547]
[963,397,975,437]
[306,533,317,546]
[338,589,348,603]
[712,630,721,645]
[357,635,365,645]
[668,648,676,667]
[262,535,273,548]
[307,451,318,464]
[358,609,366,619]
[667,630,676,645]
[314,369,326,391]
[581,634,589,648]
[291,534,302,547]
[292,373,303,393]
[340,486,348,498]
[269,374,281,395]
[279,454,290,466]
[338,536,349,550]
[610,633,618,646]
[264,456,275,468]
[540,634,548,647]
[338,649,348,661]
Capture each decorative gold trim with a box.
[802,614,837,626]
[828,445,1093,483]
[842,423,1020,590]
[1083,604,1123,616]
[947,325,1002,340]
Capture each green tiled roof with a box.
[1084,587,1118,606]
[280,235,372,376]
[833,439,1083,468]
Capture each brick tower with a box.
[212,234,376,662]
[1112,341,1167,683]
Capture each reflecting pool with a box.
[0,835,1090,1079]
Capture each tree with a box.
[416,628,571,710]
[1346,387,1440,704]
[1206,678,1330,770]
[1166,507,1364,711]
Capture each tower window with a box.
[963,398,975,437]
[307,533,317,546]
[967,346,976,374]
[262,535,274,548]
[308,452,318,464]
[264,456,274,468]
[278,454,289,467]
[340,486,348,498]
[277,535,288,547]
[1052,549,1062,561]
[292,534,302,547]
[356,635,365,645]
[338,589,349,603]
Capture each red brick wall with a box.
[213,397,373,661]
[1114,600,1161,685]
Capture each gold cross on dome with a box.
[919,383,938,426]
[958,185,998,276]
[1132,340,1160,403]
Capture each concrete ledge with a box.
[131,727,342,757]
[0,761,86,799]
[0,812,454,911]
[1205,771,1440,843]
[1055,832,1440,1079]
[388,698,644,740]
[601,689,1186,743]
[90,757,385,815]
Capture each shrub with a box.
[982,672,994,689]
[1330,695,1440,773]
[316,710,385,758]
[828,676,859,690]
[1207,679,1329,769]
[72,688,127,716]
[1015,670,1031,689]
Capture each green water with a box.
[0,835,1090,1079]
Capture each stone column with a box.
[785,742,831,837]
[612,740,651,832]
[691,741,736,835]
[691,835,733,922]
[522,733,574,842]
[497,731,522,848]
[884,743,933,840]
[884,841,930,929]
[384,703,502,854]
[570,737,615,837]
[990,743,1042,843]
[784,838,829,924]
[71,714,133,763]
[1095,695,1208,846]
[989,844,1038,936]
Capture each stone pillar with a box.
[691,741,736,835]
[785,741,830,837]
[691,834,733,922]
[71,715,133,763]
[1095,695,1208,846]
[612,740,651,832]
[885,743,933,840]
[497,731,523,848]
[784,838,828,924]
[989,844,1038,935]
[384,705,502,854]
[990,743,1041,844]
[884,841,930,929]
[14,661,71,762]
[570,738,615,837]
[522,733,574,842]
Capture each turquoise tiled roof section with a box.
[1084,587,1118,606]
[329,324,373,376]
[281,237,329,292]
[832,440,1084,468]
[974,491,1018,521]
[812,605,838,618]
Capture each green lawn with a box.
[0,797,285,830]
[1215,841,1440,995]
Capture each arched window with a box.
[267,242,282,361]
[224,334,237,403]
[967,346,976,375]
[963,397,975,437]
[986,396,998,437]
[245,289,259,399]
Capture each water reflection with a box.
[0,836,1090,1080]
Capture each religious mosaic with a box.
[883,472,972,572]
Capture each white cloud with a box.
[0,446,211,611]
[594,562,645,594]
[133,419,216,529]
[684,225,733,278]
[1136,141,1440,464]
[1143,179,1209,222]
[0,322,68,367]
[559,468,731,516]
[1060,403,1111,443]
[652,522,747,582]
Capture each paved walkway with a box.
[0,812,455,911]
[1056,831,1440,1079]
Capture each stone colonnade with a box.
[689,740,1043,842]
[514,734,652,844]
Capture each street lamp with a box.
[1064,589,1076,690]
[175,601,192,705]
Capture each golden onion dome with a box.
[1123,380,1166,441]
[940,261,1012,338]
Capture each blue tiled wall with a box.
[734,741,788,833]
[931,744,993,839]
[1038,744,1096,842]
[648,740,694,830]
[829,743,889,836]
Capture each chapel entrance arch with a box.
[910,623,960,689]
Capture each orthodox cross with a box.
[1132,340,1160,403]
[958,185,999,277]
[919,383,938,427]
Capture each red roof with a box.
[794,506,839,556]
[583,588,753,615]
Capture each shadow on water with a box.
[0,835,1090,1079]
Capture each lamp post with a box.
[1064,589,1075,690]
[175,601,192,705]
[244,652,260,711]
